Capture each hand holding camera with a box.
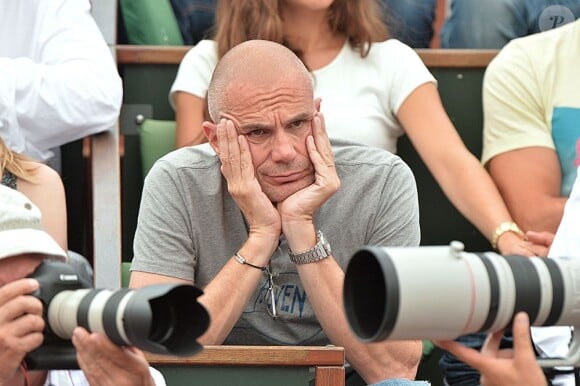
[24,260,210,370]
[72,327,155,386]
[435,312,548,386]
[0,277,44,384]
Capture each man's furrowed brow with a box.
[238,122,274,133]
[283,112,314,125]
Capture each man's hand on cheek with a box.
[278,112,340,225]
[217,119,281,242]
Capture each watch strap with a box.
[288,230,331,264]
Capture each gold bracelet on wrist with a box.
[491,221,525,250]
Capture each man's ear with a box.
[314,97,321,112]
[202,121,219,153]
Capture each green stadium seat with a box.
[119,0,184,45]
[138,119,177,178]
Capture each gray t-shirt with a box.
[132,139,420,346]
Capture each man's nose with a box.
[271,130,296,162]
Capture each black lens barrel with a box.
[344,246,399,342]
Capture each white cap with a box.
[0,185,67,261]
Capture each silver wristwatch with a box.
[288,230,332,264]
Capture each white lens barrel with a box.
[389,247,494,340]
[344,243,580,342]
[48,289,92,339]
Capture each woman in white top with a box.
[170,0,547,258]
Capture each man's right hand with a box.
[217,119,281,254]
[73,328,155,386]
[0,278,44,383]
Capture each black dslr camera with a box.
[25,260,209,369]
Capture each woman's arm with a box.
[174,91,209,148]
[397,83,545,256]
[17,162,67,250]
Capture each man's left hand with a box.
[278,112,340,224]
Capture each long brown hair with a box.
[214,0,389,59]
[0,137,38,183]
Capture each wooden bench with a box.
[145,345,345,386]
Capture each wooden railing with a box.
[145,345,345,386]
[416,49,498,67]
[116,44,498,68]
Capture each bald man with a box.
[130,40,426,386]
